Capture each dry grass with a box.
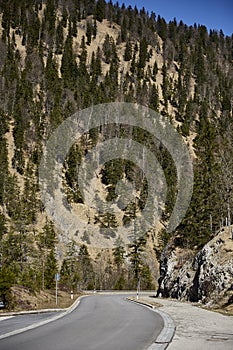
[0,286,83,313]
[201,304,233,316]
[128,296,162,308]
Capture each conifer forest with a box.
[0,0,232,308]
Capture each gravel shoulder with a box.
[140,296,233,350]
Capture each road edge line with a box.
[0,295,88,340]
[127,297,176,350]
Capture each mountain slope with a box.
[0,0,232,306]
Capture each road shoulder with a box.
[130,296,233,350]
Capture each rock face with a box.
[157,227,233,308]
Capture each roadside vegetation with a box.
[0,0,232,309]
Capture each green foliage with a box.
[21,162,39,225]
[71,14,78,37]
[0,213,7,240]
[61,27,78,87]
[102,34,115,64]
[138,37,148,70]
[0,116,9,206]
[177,108,221,248]
[124,40,132,61]
[3,41,19,82]
[39,222,57,250]
[152,61,158,81]
[90,49,102,84]
[113,237,126,269]
[55,20,64,54]
[2,227,35,283]
[78,245,94,289]
[101,159,124,188]
[4,175,21,221]
[93,19,97,38]
[161,63,170,109]
[79,36,89,79]
[128,235,147,281]
[130,51,136,75]
[86,20,93,45]
[156,15,168,41]
[149,84,159,112]
[114,274,126,290]
[95,0,106,22]
[44,0,56,35]
[0,0,232,294]
[60,241,80,291]
[44,249,57,289]
[0,266,15,308]
[64,144,84,204]
[156,228,171,255]
[96,212,118,239]
[140,263,153,289]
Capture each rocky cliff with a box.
[157,227,233,309]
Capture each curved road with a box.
[0,294,163,350]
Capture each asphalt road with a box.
[0,294,164,350]
[0,312,63,336]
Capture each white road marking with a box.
[0,316,15,321]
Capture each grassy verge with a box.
[0,286,84,313]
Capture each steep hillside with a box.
[0,0,232,307]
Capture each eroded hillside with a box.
[0,0,232,306]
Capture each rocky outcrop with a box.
[157,227,233,308]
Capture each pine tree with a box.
[0,113,9,206]
[112,238,126,289]
[157,15,168,41]
[78,245,94,289]
[113,237,126,270]
[44,0,56,35]
[61,25,78,88]
[124,40,132,61]
[0,266,15,309]
[21,161,38,225]
[55,20,64,54]
[152,61,158,81]
[103,34,112,64]
[138,37,148,69]
[95,0,106,22]
[140,263,153,289]
[130,51,136,75]
[79,36,88,80]
[40,221,56,250]
[177,102,221,248]
[44,249,57,289]
[120,16,128,42]
[4,175,21,221]
[93,19,97,39]
[71,14,78,38]
[61,7,68,27]
[0,213,7,240]
[86,20,92,45]
[128,235,147,282]
[149,84,159,112]
[161,63,170,110]
[60,241,80,291]
[45,51,61,102]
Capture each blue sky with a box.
[117,0,233,36]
